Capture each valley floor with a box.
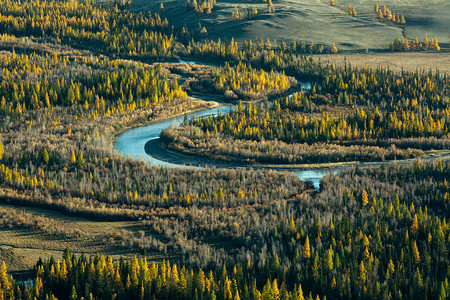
[315,52,450,73]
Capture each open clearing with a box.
[0,203,156,271]
[316,52,450,73]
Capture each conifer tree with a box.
[42,148,49,164]
[289,218,296,232]
[358,261,366,283]
[70,151,77,164]
[69,285,77,300]
[77,151,85,166]
[0,142,4,160]
[297,284,305,300]
[413,240,420,264]
[303,236,311,258]
[411,214,419,236]
[0,261,11,293]
[327,246,333,270]
[361,190,368,206]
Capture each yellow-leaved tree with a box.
[0,141,4,160]
[362,190,368,206]
[303,235,311,258]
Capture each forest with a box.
[0,0,448,299]
[163,58,450,164]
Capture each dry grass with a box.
[0,203,143,271]
[133,0,449,51]
[316,52,450,74]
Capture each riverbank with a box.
[146,137,450,171]
[112,97,220,140]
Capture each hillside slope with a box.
[133,0,449,50]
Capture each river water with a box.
[115,61,335,189]
[114,102,337,189]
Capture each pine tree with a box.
[413,240,420,264]
[42,148,50,164]
[327,246,333,270]
[438,282,447,300]
[414,267,423,288]
[70,285,77,300]
[262,279,272,299]
[312,253,319,280]
[77,151,85,166]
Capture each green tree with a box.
[42,148,50,164]
[413,240,420,264]
[358,261,366,283]
[411,214,419,236]
[70,285,78,300]
[77,151,85,166]
[327,246,333,270]
[438,282,447,300]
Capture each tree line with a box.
[0,0,173,59]
[0,50,187,120]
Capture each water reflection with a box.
[291,169,337,190]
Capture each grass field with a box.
[0,203,144,271]
[133,0,449,50]
[316,51,450,73]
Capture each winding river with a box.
[114,101,336,189]
[114,66,338,189]
[115,60,450,190]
